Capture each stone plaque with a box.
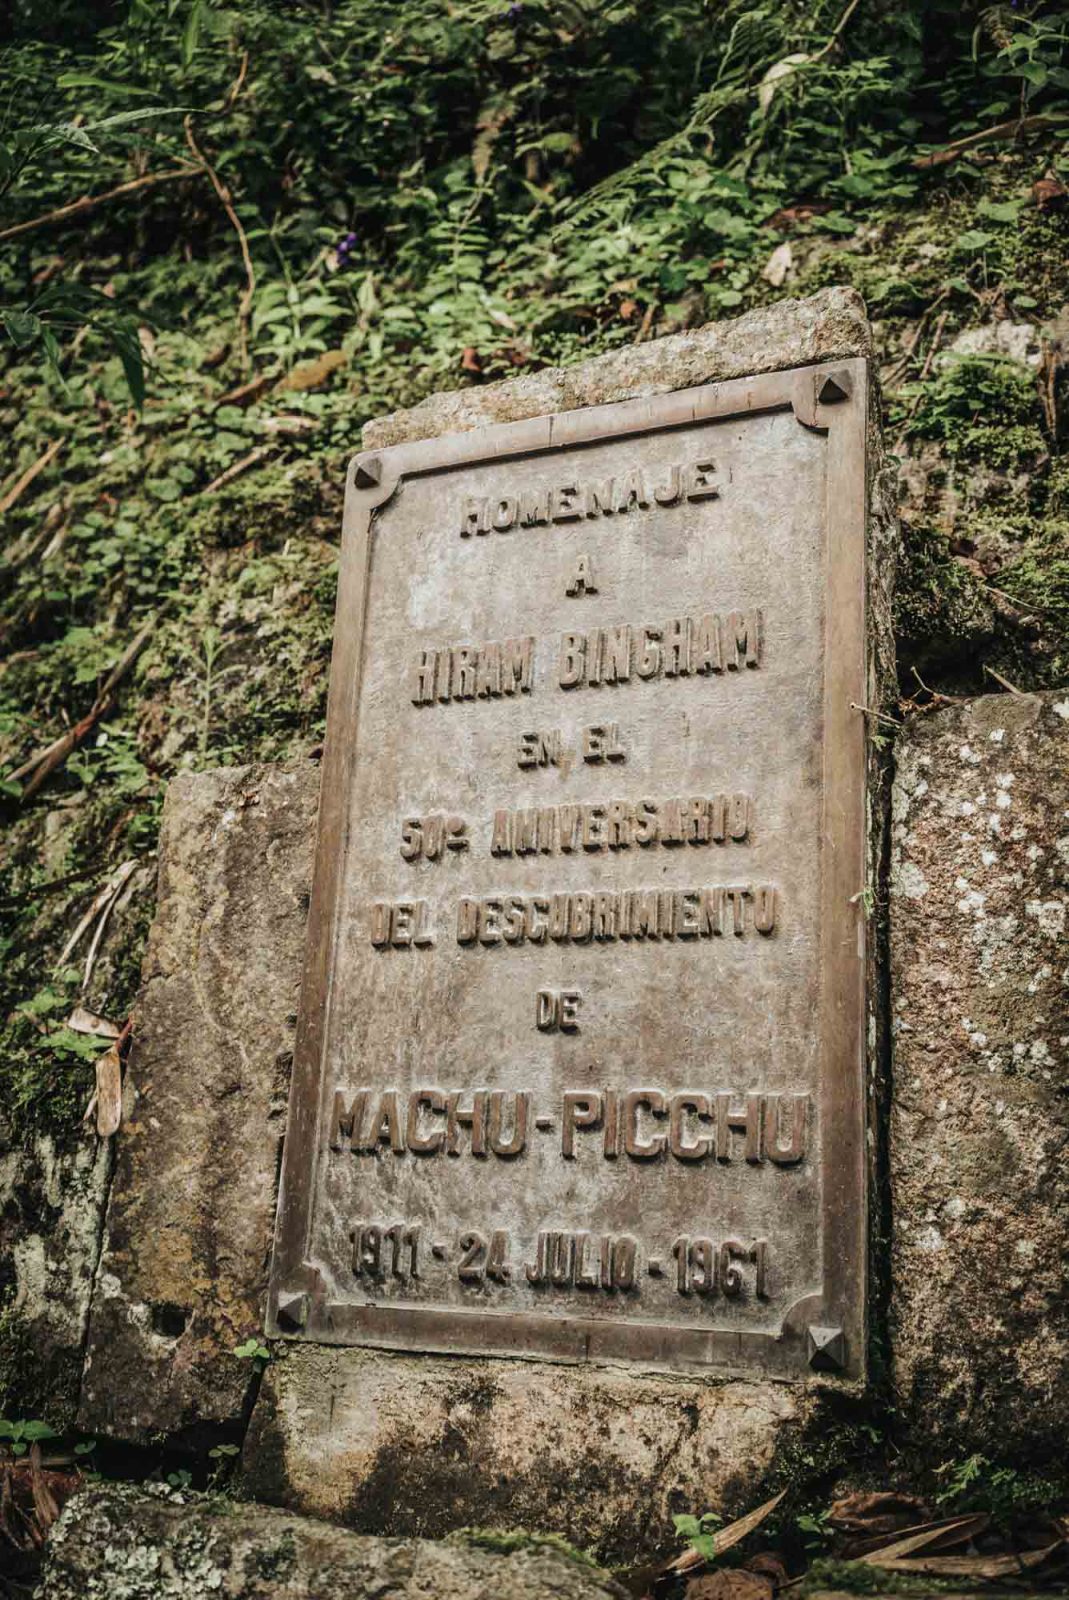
[269,360,869,1378]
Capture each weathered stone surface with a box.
[242,1344,813,1560]
[78,761,319,1446]
[0,1127,109,1422]
[364,287,872,448]
[890,691,1069,1459]
[41,1482,627,1600]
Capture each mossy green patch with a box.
[450,1526,600,1569]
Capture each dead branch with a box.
[984,663,1024,694]
[184,117,256,370]
[214,372,272,408]
[224,50,250,111]
[0,438,63,516]
[10,617,156,800]
[913,112,1068,170]
[0,167,203,244]
[200,444,271,495]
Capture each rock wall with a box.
[890,690,1068,1458]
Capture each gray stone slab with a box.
[364,287,873,449]
[41,1482,628,1600]
[78,761,319,1445]
[890,691,1069,1459]
[242,1343,812,1558]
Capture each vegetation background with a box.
[0,0,1066,1401]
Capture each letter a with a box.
[566,553,598,597]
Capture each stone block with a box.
[0,1129,109,1423]
[890,691,1068,1459]
[242,1344,812,1561]
[78,761,319,1445]
[41,1482,627,1600]
[364,286,874,449]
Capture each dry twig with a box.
[913,112,1068,169]
[184,117,256,369]
[0,438,63,516]
[10,617,155,800]
[200,444,272,495]
[983,663,1024,694]
[0,167,203,244]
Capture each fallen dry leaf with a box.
[670,1491,788,1576]
[274,349,347,394]
[765,203,831,230]
[1033,172,1067,212]
[685,1571,773,1600]
[858,1511,990,1565]
[745,1551,789,1590]
[829,1489,929,1534]
[94,1042,123,1137]
[869,1542,1062,1579]
[66,1005,121,1038]
[461,347,483,373]
[761,241,793,288]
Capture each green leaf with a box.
[21,1421,59,1442]
[87,108,181,131]
[182,0,205,68]
[55,74,157,96]
[956,229,995,250]
[977,198,1023,223]
[2,309,41,348]
[105,319,146,408]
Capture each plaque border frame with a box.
[267,358,869,1380]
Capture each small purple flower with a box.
[500,2,523,19]
[335,230,358,266]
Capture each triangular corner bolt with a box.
[817,372,852,405]
[276,1291,310,1333]
[807,1324,846,1372]
[354,455,382,489]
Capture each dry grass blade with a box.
[870,1541,1062,1579]
[859,1512,990,1564]
[669,1492,787,1575]
[54,858,137,971]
